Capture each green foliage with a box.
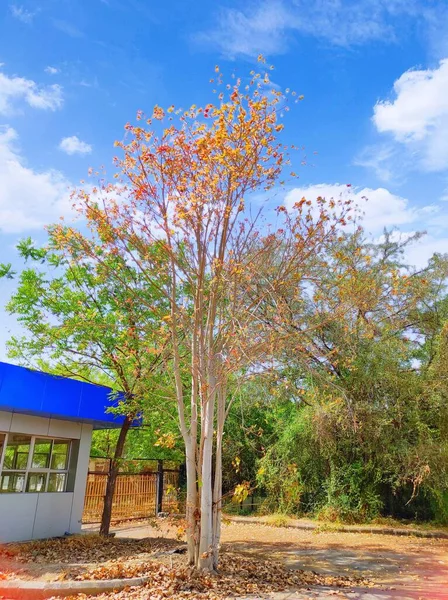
[319,462,384,523]
[252,231,448,523]
[221,377,278,495]
[0,263,15,279]
[257,389,448,523]
[91,422,184,463]
[5,220,448,527]
[5,234,173,417]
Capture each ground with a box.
[229,522,448,598]
[220,519,448,587]
[112,518,448,599]
[1,518,447,599]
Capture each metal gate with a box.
[82,458,181,524]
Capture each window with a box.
[3,434,31,470]
[1,472,26,493]
[32,439,52,468]
[0,433,71,494]
[0,434,5,465]
[26,472,47,493]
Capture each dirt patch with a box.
[107,518,448,594]
[220,520,448,585]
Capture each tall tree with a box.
[5,236,171,535]
[257,230,448,520]
[261,229,438,388]
[49,60,351,570]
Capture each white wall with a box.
[69,421,92,533]
[0,411,93,542]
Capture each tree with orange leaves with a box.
[51,58,352,571]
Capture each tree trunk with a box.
[99,415,132,536]
[185,439,198,565]
[198,389,216,571]
[212,385,225,570]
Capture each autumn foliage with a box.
[18,58,356,571]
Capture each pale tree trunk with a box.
[168,241,201,564]
[173,356,198,566]
[198,379,216,571]
[188,294,200,565]
[184,439,198,565]
[173,334,197,565]
[212,382,226,570]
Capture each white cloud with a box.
[373,59,448,172]
[285,183,448,267]
[377,230,417,245]
[285,183,434,233]
[44,66,59,75]
[0,127,75,233]
[52,19,83,38]
[405,234,448,267]
[375,230,447,267]
[197,0,440,58]
[10,5,35,24]
[0,70,63,114]
[353,144,410,183]
[59,135,92,156]
[197,1,291,59]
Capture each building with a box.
[0,361,126,542]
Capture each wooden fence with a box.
[82,459,181,524]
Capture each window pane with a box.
[51,440,70,470]
[48,473,66,492]
[0,472,25,493]
[26,472,47,493]
[3,434,31,470]
[32,439,52,469]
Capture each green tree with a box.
[5,236,171,535]
[221,377,277,500]
[258,231,448,522]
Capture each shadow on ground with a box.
[109,521,448,599]
[222,538,448,599]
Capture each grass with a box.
[369,516,448,532]
[224,508,448,534]
[263,513,290,528]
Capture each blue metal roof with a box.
[0,361,127,429]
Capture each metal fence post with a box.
[178,462,186,489]
[156,459,164,515]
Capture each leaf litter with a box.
[1,534,374,598]
[57,553,371,599]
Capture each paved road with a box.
[279,545,448,599]
[111,522,448,600]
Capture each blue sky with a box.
[1,0,448,359]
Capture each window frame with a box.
[0,432,72,494]
[0,432,7,470]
